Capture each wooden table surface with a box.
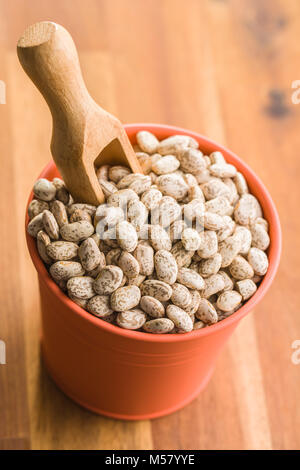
[0,0,299,451]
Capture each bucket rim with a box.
[26,123,282,344]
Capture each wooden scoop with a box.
[17,21,143,205]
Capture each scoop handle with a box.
[17,21,143,206]
[17,21,93,131]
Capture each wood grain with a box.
[0,0,299,450]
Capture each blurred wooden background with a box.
[0,0,300,450]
